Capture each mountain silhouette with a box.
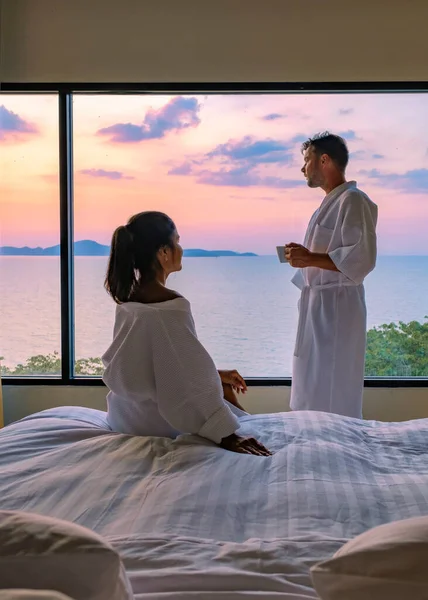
[0,240,257,258]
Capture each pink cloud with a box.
[0,105,39,141]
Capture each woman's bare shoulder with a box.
[130,284,184,304]
[161,288,183,302]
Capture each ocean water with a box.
[0,256,427,377]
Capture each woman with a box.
[102,211,271,456]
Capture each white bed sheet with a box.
[1,406,428,599]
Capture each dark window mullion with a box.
[59,92,75,382]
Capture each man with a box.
[286,132,378,418]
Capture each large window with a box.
[0,95,61,376]
[1,88,427,382]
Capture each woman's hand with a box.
[222,382,247,412]
[220,433,272,456]
[219,369,247,394]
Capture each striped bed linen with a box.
[1,406,428,598]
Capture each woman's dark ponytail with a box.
[104,225,137,303]
[105,211,177,303]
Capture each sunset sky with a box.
[1,92,427,255]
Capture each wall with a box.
[3,385,428,426]
[1,0,428,83]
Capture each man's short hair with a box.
[301,131,349,171]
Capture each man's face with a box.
[301,146,322,188]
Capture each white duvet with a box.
[1,406,428,599]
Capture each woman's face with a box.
[160,230,183,277]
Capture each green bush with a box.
[365,318,428,377]
[0,352,104,377]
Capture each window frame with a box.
[1,81,428,388]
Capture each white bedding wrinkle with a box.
[2,406,428,599]
[109,534,322,599]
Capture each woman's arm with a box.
[151,308,240,443]
[222,381,247,412]
[151,307,270,454]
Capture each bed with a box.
[1,406,428,599]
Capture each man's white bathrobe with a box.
[290,181,378,419]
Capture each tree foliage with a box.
[0,352,104,377]
[365,318,428,377]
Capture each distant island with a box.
[0,240,257,258]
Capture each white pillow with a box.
[0,592,73,600]
[0,511,133,600]
[311,515,428,600]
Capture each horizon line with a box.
[0,240,427,258]
[1,252,427,258]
